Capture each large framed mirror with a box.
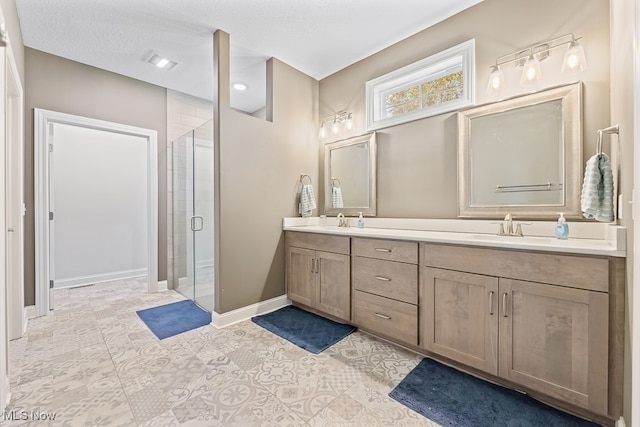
[324,132,377,217]
[458,82,582,218]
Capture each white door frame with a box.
[632,2,640,426]
[5,38,23,339]
[34,109,158,317]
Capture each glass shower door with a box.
[172,120,214,312]
[192,121,214,311]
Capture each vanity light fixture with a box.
[486,33,587,94]
[318,110,353,140]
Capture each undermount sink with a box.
[468,234,556,245]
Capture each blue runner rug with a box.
[251,305,356,354]
[137,300,211,340]
[389,358,598,427]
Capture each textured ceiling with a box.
[15,0,483,112]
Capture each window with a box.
[366,39,475,131]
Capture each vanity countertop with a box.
[283,217,626,257]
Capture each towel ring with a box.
[331,177,341,188]
[596,125,619,155]
[299,173,313,185]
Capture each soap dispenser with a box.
[555,213,569,240]
[357,212,364,229]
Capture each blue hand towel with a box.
[299,184,316,217]
[331,186,344,208]
[581,153,614,222]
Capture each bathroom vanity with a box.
[283,218,625,425]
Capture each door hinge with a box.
[49,212,54,220]
[49,143,53,152]
[49,280,54,289]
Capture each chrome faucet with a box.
[337,213,350,227]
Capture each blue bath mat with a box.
[251,305,356,354]
[137,300,211,339]
[389,358,598,427]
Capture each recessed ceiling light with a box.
[155,58,169,68]
[232,82,248,91]
[147,52,177,70]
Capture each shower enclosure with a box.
[170,120,214,312]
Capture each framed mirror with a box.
[457,83,582,218]
[324,132,377,217]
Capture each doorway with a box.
[171,119,214,312]
[6,43,24,340]
[34,109,158,317]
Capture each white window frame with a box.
[366,39,475,131]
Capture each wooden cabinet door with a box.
[499,278,609,415]
[287,247,316,308]
[316,251,350,321]
[422,268,499,375]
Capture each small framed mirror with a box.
[458,83,582,218]
[324,132,377,217]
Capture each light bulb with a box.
[520,55,541,86]
[318,123,326,139]
[345,113,353,131]
[562,40,587,73]
[486,65,504,94]
[331,119,339,135]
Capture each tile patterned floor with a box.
[2,278,437,426]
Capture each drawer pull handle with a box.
[374,313,391,320]
[374,276,391,282]
[502,293,508,318]
[375,248,392,252]
[489,291,495,315]
[310,259,315,273]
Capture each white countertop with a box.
[283,217,627,257]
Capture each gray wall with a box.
[24,48,168,305]
[319,0,610,218]
[214,31,319,313]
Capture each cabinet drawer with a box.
[352,237,418,264]
[287,231,350,255]
[422,243,609,292]
[352,257,418,304]
[352,290,418,346]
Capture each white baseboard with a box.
[211,295,290,329]
[158,280,168,291]
[24,305,36,320]
[616,416,626,427]
[54,269,148,289]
